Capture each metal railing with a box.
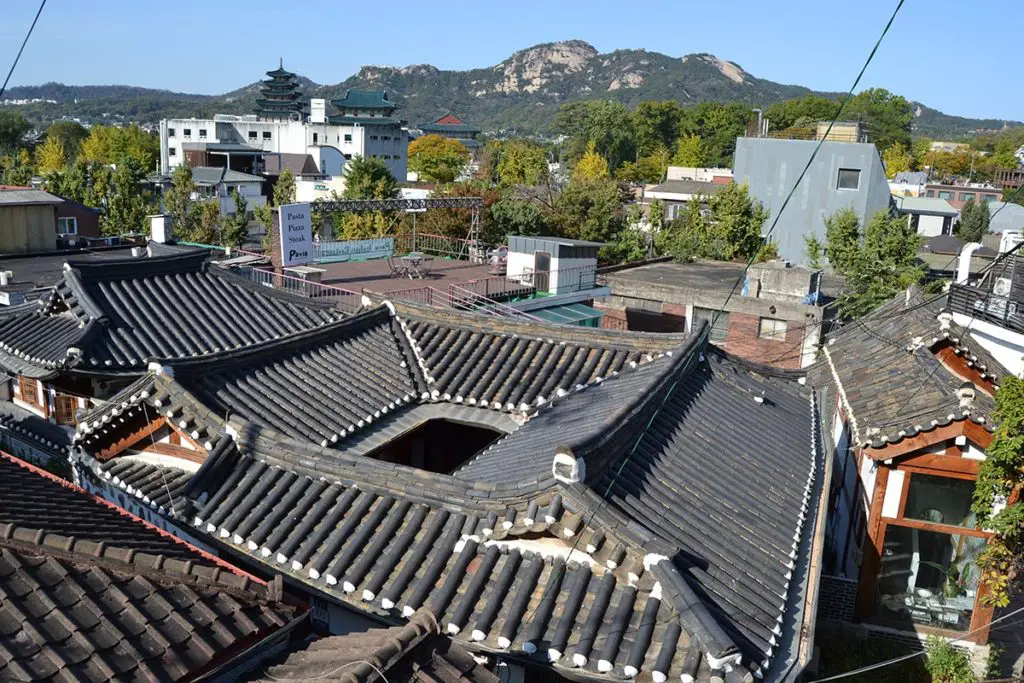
[458,263,599,299]
[948,283,1024,334]
[234,265,363,313]
[386,284,540,320]
[393,232,475,260]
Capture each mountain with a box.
[3,41,1018,138]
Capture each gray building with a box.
[734,137,893,264]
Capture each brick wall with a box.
[817,575,859,623]
[595,304,628,330]
[723,311,804,369]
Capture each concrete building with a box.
[889,170,928,198]
[159,77,408,183]
[597,259,830,369]
[149,167,267,217]
[665,166,733,183]
[924,183,1001,209]
[894,196,959,237]
[734,137,893,264]
[644,179,727,220]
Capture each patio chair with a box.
[387,253,406,278]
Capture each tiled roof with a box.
[0,453,296,682]
[819,289,1006,450]
[0,400,72,454]
[73,314,823,682]
[253,609,498,683]
[331,89,398,110]
[326,115,404,126]
[0,250,341,378]
[98,457,194,515]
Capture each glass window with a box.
[758,317,787,340]
[198,128,207,139]
[837,168,860,190]
[263,131,272,140]
[926,190,935,197]
[939,191,953,200]
[984,194,998,203]
[692,307,729,343]
[874,526,985,631]
[344,134,352,143]
[905,474,978,529]
[54,394,77,426]
[248,131,258,140]
[57,217,77,235]
[167,128,175,137]
[183,128,191,138]
[313,132,318,144]
[168,147,176,157]
[18,377,37,405]
[960,192,975,202]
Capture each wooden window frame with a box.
[18,376,38,406]
[53,394,78,426]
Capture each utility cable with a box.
[0,0,47,100]
[806,603,1024,682]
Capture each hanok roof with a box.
[0,188,63,206]
[253,609,498,683]
[73,307,824,683]
[0,250,341,378]
[819,288,1006,452]
[0,452,297,682]
[417,114,482,135]
[331,89,398,110]
[0,400,72,455]
[190,166,265,185]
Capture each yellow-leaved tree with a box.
[36,136,67,175]
[571,140,609,182]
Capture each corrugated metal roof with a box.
[893,196,959,215]
[0,189,63,206]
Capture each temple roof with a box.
[0,453,297,682]
[71,305,824,682]
[330,89,398,111]
[0,250,341,379]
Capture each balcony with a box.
[948,283,1024,334]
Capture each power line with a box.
[807,603,1024,682]
[0,0,47,100]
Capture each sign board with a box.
[315,237,394,263]
[278,202,313,266]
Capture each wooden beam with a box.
[897,452,980,476]
[98,416,168,461]
[139,441,206,465]
[865,421,991,461]
[855,466,889,619]
[933,344,998,396]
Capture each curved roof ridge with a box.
[60,265,106,320]
[66,249,208,280]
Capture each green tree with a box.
[550,177,625,245]
[494,139,549,186]
[846,88,913,150]
[0,111,30,154]
[222,190,250,247]
[272,169,296,206]
[765,96,840,132]
[617,148,668,184]
[658,183,770,262]
[882,142,913,178]
[972,376,1024,608]
[45,121,89,162]
[342,156,397,200]
[633,100,684,154]
[554,100,636,171]
[101,158,150,236]
[677,102,753,167]
[671,135,706,167]
[604,227,650,264]
[804,234,824,270]
[957,198,990,242]
[0,149,33,186]
[189,200,222,245]
[491,195,547,238]
[408,134,470,183]
[924,637,975,683]
[79,124,160,170]
[824,208,862,272]
[572,140,610,182]
[46,159,108,207]
[829,210,924,317]
[164,165,197,239]
[36,136,67,176]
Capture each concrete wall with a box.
[734,137,892,264]
[914,213,952,237]
[0,204,57,253]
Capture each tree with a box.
[633,100,684,155]
[765,96,840,132]
[571,141,609,182]
[971,375,1024,608]
[804,234,824,270]
[824,208,862,272]
[101,158,150,236]
[827,209,924,317]
[342,156,397,200]
[494,139,548,186]
[0,111,30,154]
[882,142,913,178]
[408,134,470,183]
[0,149,33,186]
[79,124,160,170]
[604,227,650,264]
[36,136,67,176]
[658,183,770,263]
[491,196,547,238]
[272,169,296,206]
[549,177,625,245]
[617,148,668,184]
[845,88,913,150]
[554,100,635,171]
[190,200,222,245]
[164,165,197,240]
[46,159,108,208]
[222,190,249,247]
[45,121,89,161]
[671,135,706,167]
[957,198,991,242]
[677,102,753,167]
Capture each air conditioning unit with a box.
[994,277,1013,297]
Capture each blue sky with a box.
[2,0,1020,121]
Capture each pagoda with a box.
[254,59,304,120]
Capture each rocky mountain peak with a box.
[492,40,598,95]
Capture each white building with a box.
[159,90,408,183]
